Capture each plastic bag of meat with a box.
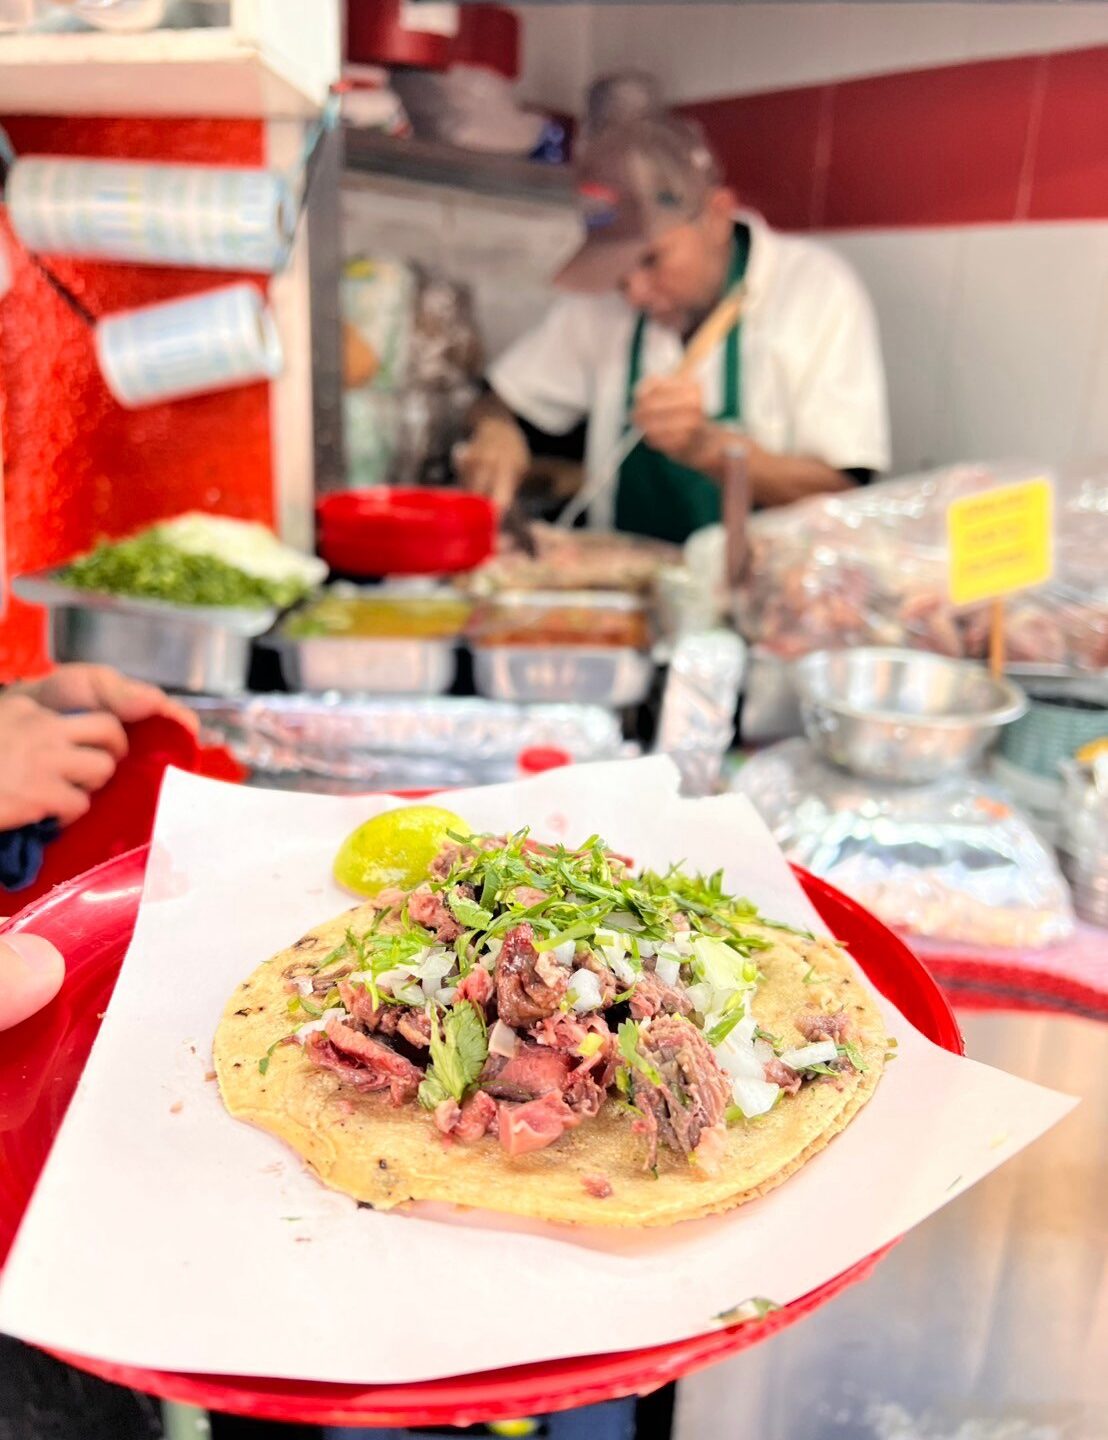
[733,739,1075,949]
[735,462,1108,672]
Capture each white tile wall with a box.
[937,223,1108,468]
[820,222,1108,475]
[820,228,963,474]
[524,2,1108,108]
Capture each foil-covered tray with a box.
[186,694,626,793]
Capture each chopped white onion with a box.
[552,940,577,968]
[435,985,458,1005]
[730,1076,780,1118]
[779,1040,838,1071]
[376,967,410,993]
[716,1042,767,1082]
[485,937,503,958]
[394,982,426,1007]
[489,1019,520,1058]
[636,940,656,960]
[670,932,695,958]
[685,982,712,1014]
[655,954,681,988]
[607,951,638,985]
[732,1012,757,1048]
[594,929,626,958]
[753,1038,775,1064]
[294,975,314,997]
[294,1006,345,1042]
[566,968,603,1013]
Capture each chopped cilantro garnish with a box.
[838,1040,866,1072]
[576,1032,604,1059]
[449,891,493,930]
[616,1019,662,1087]
[258,1036,287,1076]
[802,965,826,985]
[418,1001,488,1108]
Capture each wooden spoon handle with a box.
[675,283,747,377]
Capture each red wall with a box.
[679,44,1108,231]
[0,116,276,681]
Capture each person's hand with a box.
[15,663,198,735]
[0,933,65,1030]
[454,417,531,512]
[0,693,129,829]
[632,375,716,469]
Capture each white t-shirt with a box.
[487,211,890,527]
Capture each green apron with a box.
[615,230,750,544]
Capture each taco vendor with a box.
[458,115,889,544]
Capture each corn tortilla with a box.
[214,903,886,1228]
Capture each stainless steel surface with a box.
[343,129,576,208]
[676,1009,1105,1440]
[46,606,257,696]
[472,645,654,708]
[187,693,625,792]
[267,635,458,695]
[795,647,1028,784]
[13,567,276,695]
[736,738,1074,948]
[1058,759,1108,928]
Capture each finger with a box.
[59,710,129,760]
[59,744,118,794]
[0,935,66,1031]
[99,674,197,734]
[39,780,92,827]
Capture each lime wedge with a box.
[333,804,468,897]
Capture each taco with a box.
[214,829,886,1227]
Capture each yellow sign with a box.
[947,478,1053,607]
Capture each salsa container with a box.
[468,590,655,707]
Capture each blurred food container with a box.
[265,586,472,696]
[1057,752,1108,928]
[316,488,496,577]
[13,570,274,696]
[469,590,653,706]
[186,693,625,793]
[997,668,1108,778]
[794,647,1027,785]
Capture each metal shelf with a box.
[343,128,575,208]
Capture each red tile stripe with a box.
[679,45,1108,231]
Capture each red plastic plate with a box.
[0,848,961,1426]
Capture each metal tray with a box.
[263,635,458,696]
[185,693,626,793]
[12,568,277,696]
[472,645,655,708]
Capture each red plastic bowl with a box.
[0,850,961,1426]
[317,488,496,576]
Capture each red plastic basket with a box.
[0,849,961,1426]
[317,488,496,576]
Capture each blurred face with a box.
[619,189,735,332]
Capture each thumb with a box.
[0,934,66,1031]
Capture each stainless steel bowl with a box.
[793,647,1028,784]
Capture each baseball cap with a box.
[555,115,722,294]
